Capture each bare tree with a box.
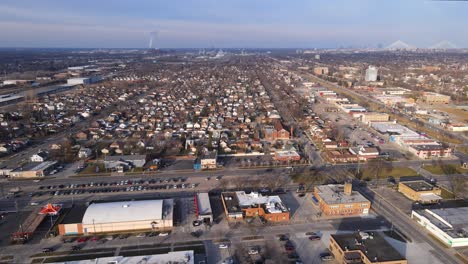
[447,176,467,198]
[218,178,230,192]
[365,159,385,180]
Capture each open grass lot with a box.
[433,105,468,123]
[78,163,107,175]
[360,167,418,179]
[422,164,468,175]
[457,146,468,155]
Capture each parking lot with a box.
[311,97,406,161]
[33,177,199,197]
[369,185,414,214]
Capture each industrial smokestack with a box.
[149,30,158,49]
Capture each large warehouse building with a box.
[411,207,468,247]
[58,199,173,235]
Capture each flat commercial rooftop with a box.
[196,193,212,215]
[401,180,436,192]
[315,184,369,205]
[426,207,468,229]
[82,199,173,225]
[415,207,468,238]
[371,122,419,137]
[235,191,281,207]
[410,144,445,151]
[222,191,288,214]
[48,250,194,264]
[332,232,405,262]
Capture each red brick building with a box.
[263,121,290,141]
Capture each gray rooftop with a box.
[416,207,468,237]
[48,250,194,264]
[315,184,370,205]
[332,232,406,262]
[430,207,468,227]
[196,193,212,215]
[13,161,57,172]
[105,154,146,161]
[401,180,437,192]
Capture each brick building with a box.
[398,180,442,204]
[221,191,289,222]
[263,121,290,141]
[314,67,329,75]
[422,92,450,104]
[313,182,371,216]
[329,232,407,264]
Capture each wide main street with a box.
[358,183,463,264]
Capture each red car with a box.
[77,237,88,243]
[89,236,100,242]
[285,245,295,252]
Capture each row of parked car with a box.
[277,233,334,262]
[41,232,172,253]
[62,232,171,244]
[34,183,199,197]
[38,177,187,190]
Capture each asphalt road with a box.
[357,184,463,264]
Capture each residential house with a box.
[30,151,49,162]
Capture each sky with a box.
[0,0,467,49]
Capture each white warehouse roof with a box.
[82,200,163,225]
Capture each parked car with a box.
[219,243,229,249]
[285,245,295,252]
[42,247,54,253]
[279,234,289,241]
[62,237,75,243]
[320,252,334,261]
[136,233,146,238]
[308,235,321,241]
[118,234,129,239]
[159,232,169,236]
[71,245,83,251]
[77,237,88,243]
[248,248,259,255]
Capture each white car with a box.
[219,243,229,249]
[248,248,259,255]
[136,233,146,238]
[159,232,169,237]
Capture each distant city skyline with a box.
[0,0,467,48]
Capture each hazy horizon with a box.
[1,0,468,49]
